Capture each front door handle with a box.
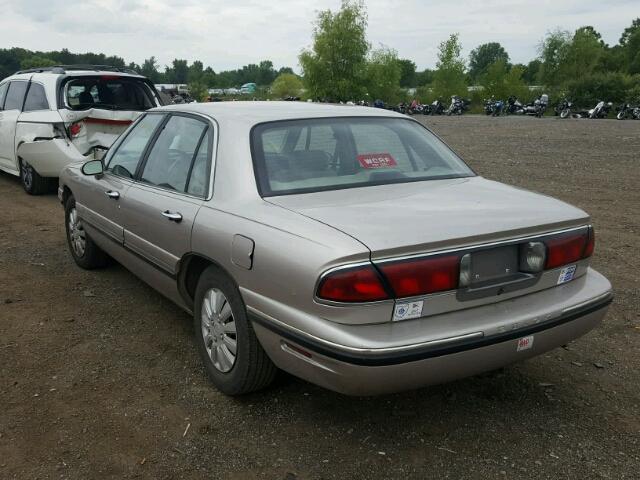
[161,210,183,222]
[105,190,120,199]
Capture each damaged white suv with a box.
[0,65,163,194]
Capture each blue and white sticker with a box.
[393,300,424,321]
[557,264,577,284]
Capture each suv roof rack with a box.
[15,65,140,75]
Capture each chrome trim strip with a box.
[248,305,484,355]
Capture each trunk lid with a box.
[267,177,590,258]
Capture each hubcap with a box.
[68,207,86,257]
[21,162,33,190]
[201,288,237,373]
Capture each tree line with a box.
[0,1,638,106]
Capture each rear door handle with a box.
[161,210,183,222]
[105,190,120,199]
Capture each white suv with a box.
[0,65,163,194]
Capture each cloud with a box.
[0,0,637,72]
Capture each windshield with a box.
[65,76,156,111]
[251,117,475,196]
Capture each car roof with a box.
[152,101,406,124]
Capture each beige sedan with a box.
[59,102,612,395]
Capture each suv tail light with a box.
[378,255,460,297]
[69,122,83,138]
[544,228,594,269]
[317,265,390,302]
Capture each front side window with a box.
[65,76,156,111]
[106,114,164,178]
[24,83,50,111]
[4,81,29,111]
[140,115,209,195]
[252,117,475,196]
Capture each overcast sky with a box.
[0,0,637,72]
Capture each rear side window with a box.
[0,83,8,109]
[4,81,29,111]
[140,115,210,195]
[106,114,164,178]
[65,77,156,111]
[24,83,50,111]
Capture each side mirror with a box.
[81,159,104,176]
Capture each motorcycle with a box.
[505,96,524,115]
[588,100,612,119]
[616,103,640,120]
[523,94,549,117]
[445,95,469,115]
[555,98,573,119]
[429,99,445,115]
[484,98,504,116]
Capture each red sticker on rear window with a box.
[357,153,397,169]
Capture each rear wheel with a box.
[20,160,50,195]
[617,111,625,120]
[560,109,570,119]
[64,195,108,269]
[194,266,276,395]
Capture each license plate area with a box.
[469,245,520,287]
[457,245,540,301]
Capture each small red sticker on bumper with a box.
[517,335,534,352]
[357,153,397,169]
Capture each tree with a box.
[468,42,509,82]
[522,59,541,84]
[366,47,402,102]
[432,34,467,100]
[188,60,204,83]
[397,58,416,87]
[619,18,640,46]
[140,57,161,83]
[271,73,303,98]
[299,0,369,101]
[165,59,189,84]
[538,29,572,87]
[563,27,605,79]
[481,59,528,100]
[415,68,434,86]
[20,55,57,70]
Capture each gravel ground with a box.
[0,115,638,479]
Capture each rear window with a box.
[65,76,156,111]
[251,117,475,196]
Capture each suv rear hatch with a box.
[58,74,161,158]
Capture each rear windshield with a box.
[251,117,475,196]
[64,76,156,111]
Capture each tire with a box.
[64,195,108,269]
[20,159,51,195]
[560,109,570,119]
[194,266,277,395]
[617,111,625,120]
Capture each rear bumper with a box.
[17,139,88,177]
[250,268,612,395]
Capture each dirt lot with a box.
[1,115,638,479]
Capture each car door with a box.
[121,113,213,276]
[76,113,165,244]
[0,80,28,173]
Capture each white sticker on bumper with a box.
[393,301,424,321]
[557,264,577,284]
[517,335,534,352]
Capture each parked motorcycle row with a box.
[372,94,640,120]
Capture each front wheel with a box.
[560,109,570,119]
[617,111,625,120]
[20,160,50,195]
[65,195,108,269]
[194,267,277,395]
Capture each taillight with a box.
[544,229,592,269]
[583,227,595,258]
[378,254,460,298]
[317,265,390,302]
[69,122,83,138]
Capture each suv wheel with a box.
[194,266,277,395]
[64,195,108,269]
[20,160,50,195]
